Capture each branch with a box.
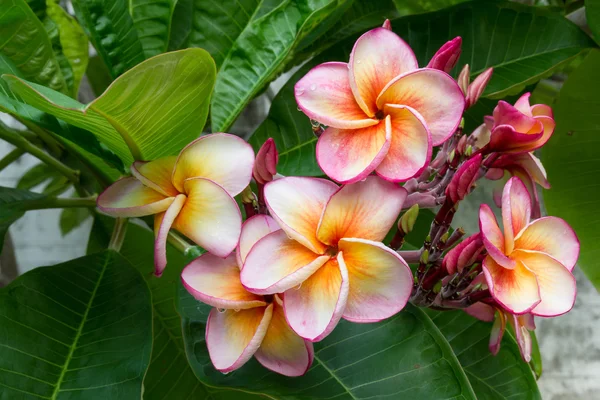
[22,196,97,211]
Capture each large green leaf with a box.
[0,186,45,250]
[210,0,352,133]
[586,0,600,45]
[4,48,216,165]
[46,0,89,97]
[72,0,145,78]
[426,310,541,400]
[87,218,210,399]
[248,0,593,177]
[167,0,193,51]
[179,286,478,400]
[0,250,153,398]
[0,0,68,94]
[542,49,600,290]
[130,0,178,57]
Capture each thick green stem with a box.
[108,218,128,251]
[22,196,97,211]
[16,117,64,157]
[0,124,81,186]
[0,148,25,172]
[167,231,193,254]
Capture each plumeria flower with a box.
[466,302,536,362]
[181,215,314,376]
[473,93,555,154]
[479,176,579,316]
[294,21,464,184]
[240,176,413,341]
[97,133,254,276]
[486,152,550,219]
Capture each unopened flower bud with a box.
[241,186,256,204]
[458,64,470,95]
[420,249,430,264]
[253,138,278,184]
[433,280,442,294]
[447,149,455,163]
[382,19,392,30]
[456,135,467,154]
[445,153,482,203]
[439,231,450,244]
[464,145,473,157]
[466,68,493,108]
[427,37,462,73]
[399,204,419,234]
[442,233,485,274]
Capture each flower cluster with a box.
[97,20,579,375]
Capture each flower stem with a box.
[108,218,128,251]
[0,124,80,186]
[0,148,25,172]
[397,249,422,263]
[167,231,193,254]
[21,196,98,211]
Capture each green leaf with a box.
[426,310,541,400]
[179,285,478,400]
[130,0,178,57]
[185,0,261,68]
[5,48,216,165]
[210,0,352,132]
[46,0,90,97]
[248,0,593,176]
[16,163,59,190]
[0,0,68,94]
[542,49,600,290]
[0,186,45,251]
[60,207,90,235]
[167,0,193,50]
[0,250,152,398]
[586,0,600,45]
[72,0,146,78]
[87,218,210,399]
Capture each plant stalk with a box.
[108,218,128,251]
[0,148,25,172]
[22,196,97,211]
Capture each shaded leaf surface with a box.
[0,250,152,398]
[542,49,600,290]
[130,0,178,57]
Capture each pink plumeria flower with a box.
[485,93,555,153]
[466,302,536,362]
[240,176,413,341]
[294,22,464,184]
[97,133,254,276]
[479,176,579,316]
[181,215,314,376]
[486,152,551,219]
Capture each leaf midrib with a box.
[50,252,111,399]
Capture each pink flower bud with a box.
[445,153,482,203]
[487,93,555,153]
[466,68,493,108]
[442,233,484,274]
[458,64,470,95]
[427,37,462,73]
[253,138,278,184]
[382,19,392,30]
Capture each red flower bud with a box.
[427,37,462,73]
[443,233,484,274]
[445,153,482,203]
[253,138,278,184]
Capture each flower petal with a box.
[154,194,186,276]
[172,178,241,258]
[338,238,412,322]
[488,124,544,153]
[501,177,531,254]
[514,250,576,317]
[254,299,314,376]
[97,177,173,217]
[509,313,532,362]
[376,68,465,145]
[349,27,418,116]
[294,62,378,129]
[181,253,266,310]
[376,105,432,181]
[240,230,330,295]
[130,157,178,197]
[493,100,537,131]
[514,216,579,271]
[237,215,280,268]
[317,176,406,245]
[531,104,553,118]
[479,204,515,269]
[316,118,391,184]
[283,254,349,341]
[465,302,495,322]
[489,310,506,355]
[483,256,540,314]
[206,305,273,373]
[513,93,533,116]
[172,133,255,196]
[264,177,338,254]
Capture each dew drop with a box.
[234,309,240,312]
[217,308,226,313]
[295,283,302,290]
[297,107,302,112]
[296,87,305,96]
[310,84,317,91]
[383,60,389,66]
[356,59,362,64]
[310,119,321,128]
